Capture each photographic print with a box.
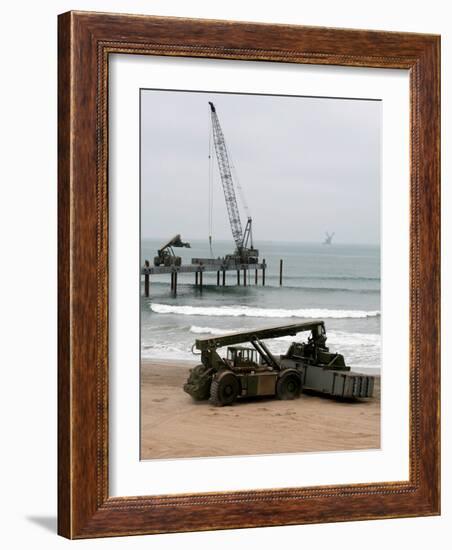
[140,89,381,460]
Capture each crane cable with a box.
[208,107,214,257]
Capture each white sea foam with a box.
[189,325,231,335]
[151,303,380,319]
[142,326,381,369]
[141,342,193,361]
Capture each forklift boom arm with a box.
[195,321,325,351]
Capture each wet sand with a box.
[141,359,380,460]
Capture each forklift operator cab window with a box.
[227,348,257,365]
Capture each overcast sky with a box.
[141,89,381,245]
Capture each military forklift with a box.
[183,321,375,406]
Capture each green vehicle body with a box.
[183,321,375,406]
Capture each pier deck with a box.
[141,261,268,296]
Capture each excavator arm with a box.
[157,234,191,254]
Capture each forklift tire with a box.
[210,371,240,406]
[276,370,301,400]
[183,364,213,401]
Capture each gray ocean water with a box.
[140,239,381,371]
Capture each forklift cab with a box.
[226,346,260,368]
[283,322,328,361]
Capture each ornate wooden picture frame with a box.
[58,11,440,538]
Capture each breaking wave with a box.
[189,325,231,335]
[150,303,380,320]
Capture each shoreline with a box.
[141,355,380,373]
[141,359,381,460]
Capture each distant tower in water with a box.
[323,232,335,245]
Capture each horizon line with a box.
[141,236,381,246]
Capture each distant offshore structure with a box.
[323,232,335,245]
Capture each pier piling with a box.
[141,259,266,296]
[279,259,283,286]
[144,260,150,297]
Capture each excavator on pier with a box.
[153,234,191,267]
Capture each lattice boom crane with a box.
[208,101,258,264]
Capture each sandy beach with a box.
[140,359,380,460]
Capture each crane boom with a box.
[209,102,244,251]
